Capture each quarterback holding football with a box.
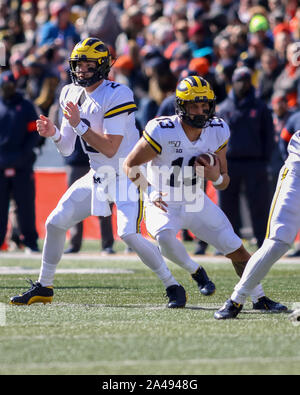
[124,76,287,312]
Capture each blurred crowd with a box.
[0,0,299,123]
[1,0,300,254]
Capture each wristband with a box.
[149,190,161,202]
[212,174,224,186]
[147,185,161,203]
[73,120,89,136]
[51,126,61,143]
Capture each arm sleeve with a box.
[53,85,77,156]
[55,116,77,156]
[102,85,137,136]
[215,119,230,153]
[142,119,162,154]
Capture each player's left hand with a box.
[196,156,221,182]
[150,191,168,212]
[64,101,81,127]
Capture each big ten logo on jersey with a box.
[168,141,182,153]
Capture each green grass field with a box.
[0,240,300,375]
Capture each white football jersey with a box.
[144,115,230,204]
[57,79,139,173]
[285,130,300,175]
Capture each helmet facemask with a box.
[176,97,216,129]
[69,59,110,87]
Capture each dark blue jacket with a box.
[217,88,274,162]
[0,92,39,169]
[156,93,176,117]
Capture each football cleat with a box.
[191,267,216,296]
[214,299,243,320]
[166,284,187,308]
[10,280,53,306]
[252,296,288,311]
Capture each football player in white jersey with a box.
[214,131,300,319]
[124,76,287,310]
[10,38,186,308]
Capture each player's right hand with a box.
[150,191,168,212]
[36,114,56,138]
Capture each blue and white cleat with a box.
[252,296,287,311]
[191,267,216,296]
[10,280,53,306]
[166,284,187,308]
[214,299,243,320]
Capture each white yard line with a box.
[1,356,300,369]
[0,267,134,275]
[1,252,299,275]
[1,252,300,264]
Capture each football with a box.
[195,152,217,167]
[289,309,300,324]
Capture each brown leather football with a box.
[195,153,216,167]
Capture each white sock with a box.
[122,233,179,289]
[249,284,265,304]
[231,261,264,303]
[38,223,66,287]
[232,239,290,305]
[156,229,200,274]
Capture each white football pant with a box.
[39,171,177,288]
[232,167,300,304]
[146,194,265,302]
